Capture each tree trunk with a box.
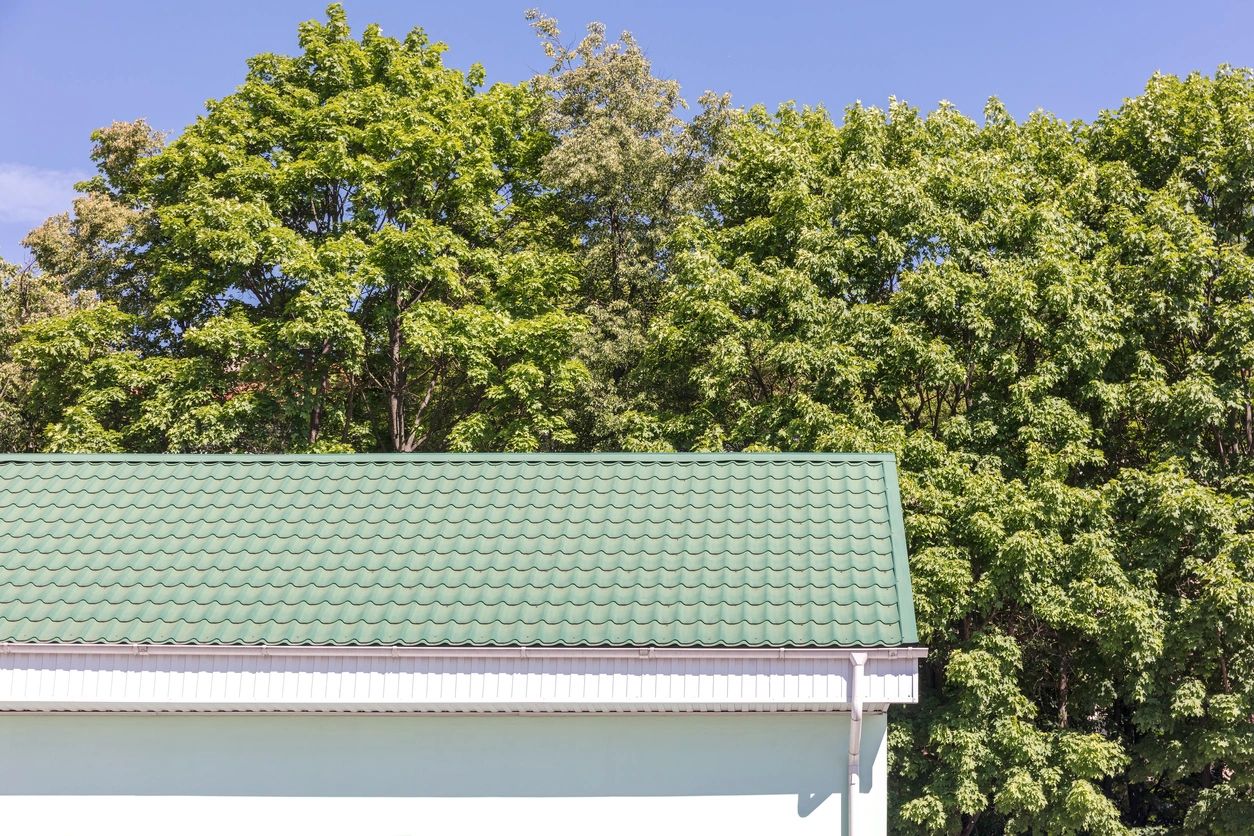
[387,317,410,452]
[307,372,328,447]
[1058,652,1070,729]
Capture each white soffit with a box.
[0,645,926,713]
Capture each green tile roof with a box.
[0,453,917,648]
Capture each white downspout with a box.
[847,651,867,836]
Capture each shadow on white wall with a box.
[0,712,883,812]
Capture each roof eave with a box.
[0,642,928,714]
[0,642,928,660]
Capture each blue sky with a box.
[3,0,1253,262]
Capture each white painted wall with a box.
[0,712,889,836]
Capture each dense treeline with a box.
[2,6,1252,832]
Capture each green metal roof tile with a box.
[0,453,918,648]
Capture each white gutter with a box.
[0,642,927,661]
[848,651,866,836]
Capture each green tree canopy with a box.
[21,5,587,453]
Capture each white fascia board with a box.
[0,644,927,714]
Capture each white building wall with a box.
[0,711,889,836]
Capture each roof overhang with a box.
[0,643,927,714]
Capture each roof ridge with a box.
[0,452,897,463]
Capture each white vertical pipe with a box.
[847,651,866,836]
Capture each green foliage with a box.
[23,4,584,453]
[8,7,1254,831]
[636,71,1254,833]
[0,259,82,450]
[525,11,731,449]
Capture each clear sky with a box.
[3,0,1254,262]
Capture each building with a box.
[0,453,924,835]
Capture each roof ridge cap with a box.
[0,452,898,464]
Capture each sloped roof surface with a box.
[0,454,917,648]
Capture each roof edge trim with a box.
[881,457,919,644]
[0,451,899,464]
[1,642,928,661]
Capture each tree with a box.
[25,5,587,453]
[526,10,729,449]
[0,259,83,450]
[1084,67,1254,831]
[642,97,1143,833]
[640,76,1254,832]
[22,119,161,315]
